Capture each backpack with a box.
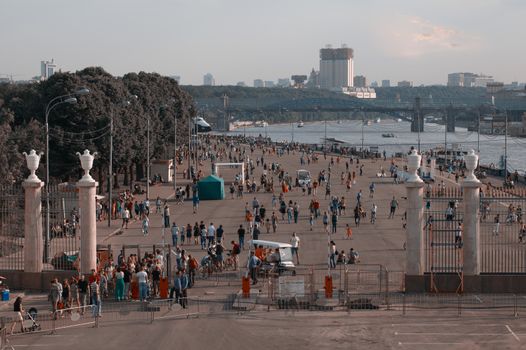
[233,245,241,255]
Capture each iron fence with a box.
[0,185,24,270]
[42,184,80,271]
[480,187,526,273]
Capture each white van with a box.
[250,239,296,275]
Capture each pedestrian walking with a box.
[171,222,179,246]
[388,196,398,219]
[290,232,300,265]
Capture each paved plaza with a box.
[6,139,525,349]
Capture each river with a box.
[222,119,526,175]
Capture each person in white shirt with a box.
[136,267,149,301]
[122,208,130,229]
[207,223,216,248]
[290,232,300,265]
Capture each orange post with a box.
[242,276,250,298]
[159,277,169,299]
[324,275,333,298]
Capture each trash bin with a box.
[242,276,250,298]
[324,276,333,298]
[159,278,169,299]
[2,289,9,301]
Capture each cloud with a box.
[377,15,480,57]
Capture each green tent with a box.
[197,175,225,200]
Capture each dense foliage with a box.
[0,68,194,188]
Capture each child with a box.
[265,218,271,234]
[346,224,353,239]
[142,216,149,236]
[309,214,314,231]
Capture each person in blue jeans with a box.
[171,222,179,247]
[237,225,246,249]
[136,266,149,301]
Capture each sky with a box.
[1,0,525,86]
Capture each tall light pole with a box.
[477,111,481,154]
[504,111,508,181]
[108,96,137,227]
[146,115,151,199]
[173,111,177,193]
[45,88,89,261]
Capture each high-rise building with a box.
[253,79,264,88]
[381,79,390,88]
[353,75,367,88]
[370,81,378,88]
[203,73,215,86]
[319,46,354,90]
[40,59,57,80]
[236,81,246,87]
[264,81,275,88]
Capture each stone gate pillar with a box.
[462,150,481,275]
[22,150,44,273]
[406,150,425,275]
[76,150,98,275]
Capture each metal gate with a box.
[424,187,464,292]
[480,187,526,273]
[0,185,24,270]
[42,184,80,270]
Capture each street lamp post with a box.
[45,88,89,261]
[146,115,150,200]
[108,96,136,228]
[174,111,177,193]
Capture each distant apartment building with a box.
[353,75,367,88]
[277,78,290,87]
[236,81,246,87]
[447,72,493,87]
[381,79,391,87]
[203,73,215,86]
[473,75,494,87]
[253,79,264,88]
[41,59,57,80]
[264,81,275,88]
[370,81,378,88]
[397,80,413,87]
[319,46,354,90]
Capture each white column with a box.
[76,150,98,275]
[23,181,44,272]
[462,150,481,275]
[22,150,44,273]
[406,182,425,275]
[406,150,425,275]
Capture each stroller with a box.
[22,308,41,332]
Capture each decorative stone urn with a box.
[407,149,423,183]
[464,149,480,182]
[76,150,97,182]
[22,150,43,183]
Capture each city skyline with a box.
[1,0,525,85]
